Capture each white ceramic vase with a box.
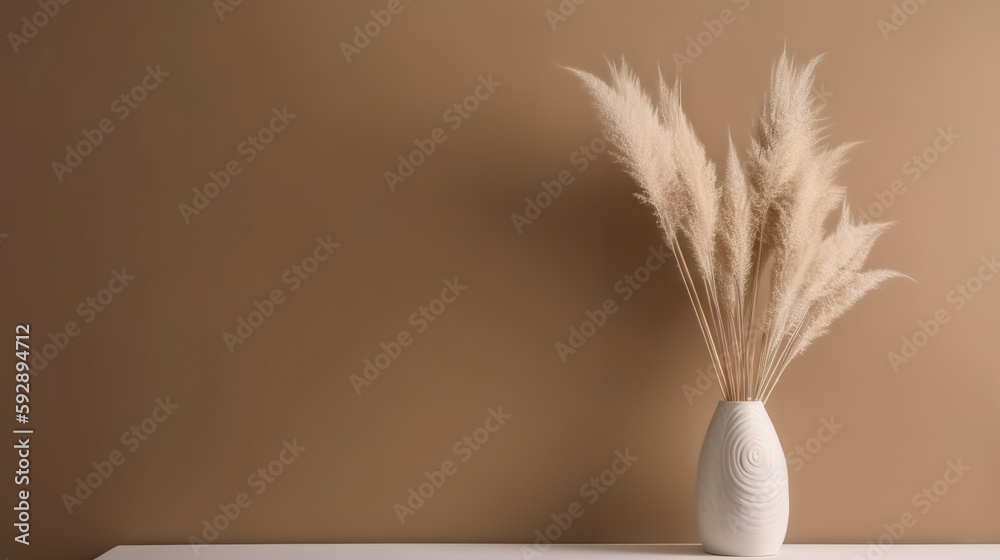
[696,401,789,556]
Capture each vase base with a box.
[702,544,781,557]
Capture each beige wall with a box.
[2,1,999,558]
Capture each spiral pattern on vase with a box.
[719,409,786,533]
[696,402,789,556]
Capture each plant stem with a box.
[705,277,735,399]
[761,318,805,403]
[745,231,765,399]
[671,238,729,399]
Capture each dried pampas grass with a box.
[569,52,903,402]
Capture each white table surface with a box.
[95,543,1000,559]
